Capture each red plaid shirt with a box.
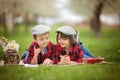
[53,43,83,64]
[28,41,55,64]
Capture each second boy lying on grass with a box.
[53,26,94,65]
[53,26,83,65]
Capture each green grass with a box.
[0,24,120,80]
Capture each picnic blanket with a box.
[0,60,113,67]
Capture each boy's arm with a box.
[31,53,39,64]
[31,47,40,64]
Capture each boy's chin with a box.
[41,44,48,48]
[60,45,65,48]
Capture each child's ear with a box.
[34,39,37,42]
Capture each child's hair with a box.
[33,35,37,39]
[56,32,77,46]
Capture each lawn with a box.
[0,24,120,80]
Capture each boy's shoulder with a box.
[31,41,38,45]
[46,41,55,50]
[73,44,82,50]
[48,41,55,46]
[29,41,39,48]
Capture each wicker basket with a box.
[4,49,20,65]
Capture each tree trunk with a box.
[90,1,104,37]
[1,12,7,36]
[24,12,29,33]
[118,14,120,28]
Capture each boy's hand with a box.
[34,46,40,54]
[59,55,71,65]
[59,55,78,65]
[42,58,53,66]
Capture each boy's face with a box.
[58,33,70,48]
[35,32,50,49]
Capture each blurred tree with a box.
[90,0,105,37]
[0,0,25,36]
[22,0,58,16]
[0,12,7,36]
[70,0,120,37]
[0,0,58,35]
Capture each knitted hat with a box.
[56,26,76,35]
[32,24,51,35]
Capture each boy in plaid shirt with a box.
[53,26,83,65]
[23,25,55,65]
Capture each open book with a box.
[19,61,39,67]
[24,64,39,67]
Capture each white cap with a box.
[32,24,51,35]
[56,26,76,35]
